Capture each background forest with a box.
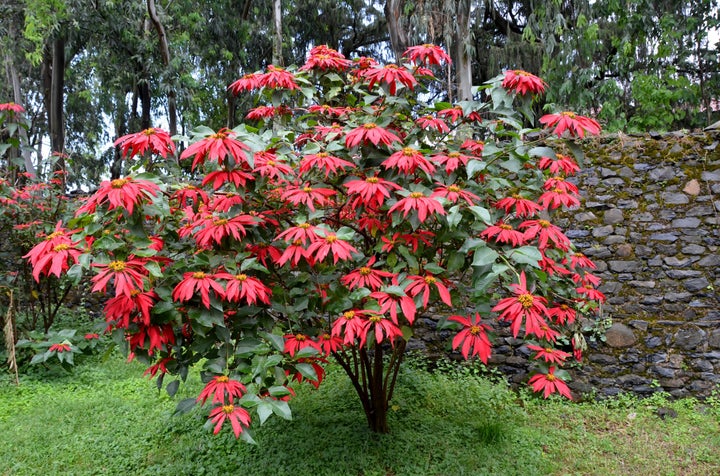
[1,0,718,190]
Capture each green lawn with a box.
[1,355,718,476]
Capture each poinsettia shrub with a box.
[1,103,78,338]
[24,45,605,438]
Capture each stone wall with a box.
[416,132,720,398]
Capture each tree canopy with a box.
[1,0,718,188]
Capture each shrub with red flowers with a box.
[24,46,605,439]
[1,104,80,341]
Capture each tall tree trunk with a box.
[147,0,177,136]
[272,0,283,66]
[4,25,35,178]
[453,0,473,101]
[49,37,66,189]
[385,0,409,63]
[139,81,152,130]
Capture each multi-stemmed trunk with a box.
[332,339,407,433]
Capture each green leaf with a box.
[144,261,163,278]
[94,236,125,251]
[468,206,493,225]
[66,264,83,285]
[235,338,263,356]
[466,159,486,178]
[446,205,462,229]
[528,146,556,159]
[257,402,273,424]
[174,398,196,416]
[507,246,543,267]
[267,385,291,397]
[295,363,318,381]
[261,332,285,352]
[270,400,292,420]
[190,125,216,136]
[446,252,466,272]
[472,247,499,267]
[166,380,180,397]
[424,262,445,274]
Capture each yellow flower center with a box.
[447,185,461,193]
[402,147,417,156]
[299,223,311,229]
[130,289,141,297]
[518,293,534,309]
[366,177,379,184]
[213,219,228,226]
[343,311,355,320]
[469,325,483,335]
[560,111,576,118]
[325,235,337,243]
[448,152,461,158]
[53,244,70,252]
[108,261,126,272]
[193,271,206,279]
[546,373,556,382]
[424,276,436,284]
[222,404,235,414]
[45,231,63,240]
[111,178,128,189]
[235,274,248,282]
[267,160,275,166]
[409,192,424,199]
[303,186,313,193]
[211,131,228,140]
[216,375,229,383]
[545,347,554,353]
[359,267,372,276]
[538,220,550,228]
[317,152,328,158]
[369,315,382,323]
[295,334,306,341]
[500,224,512,230]
[514,70,530,76]
[143,128,156,136]
[363,123,377,129]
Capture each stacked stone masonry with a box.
[415,132,720,399]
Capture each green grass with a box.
[1,355,719,476]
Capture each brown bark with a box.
[454,0,473,101]
[384,0,409,63]
[272,0,283,66]
[147,0,177,136]
[4,24,35,178]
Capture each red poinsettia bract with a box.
[403,44,452,66]
[361,64,417,95]
[345,123,402,148]
[180,128,251,170]
[449,313,492,362]
[388,192,446,223]
[24,223,83,281]
[501,70,546,96]
[91,257,149,297]
[209,404,252,438]
[76,176,160,216]
[172,271,226,308]
[492,272,549,338]
[539,111,601,138]
[528,366,572,399]
[197,375,247,405]
[527,344,571,365]
[114,127,176,159]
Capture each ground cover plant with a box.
[19,45,608,440]
[1,354,719,475]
